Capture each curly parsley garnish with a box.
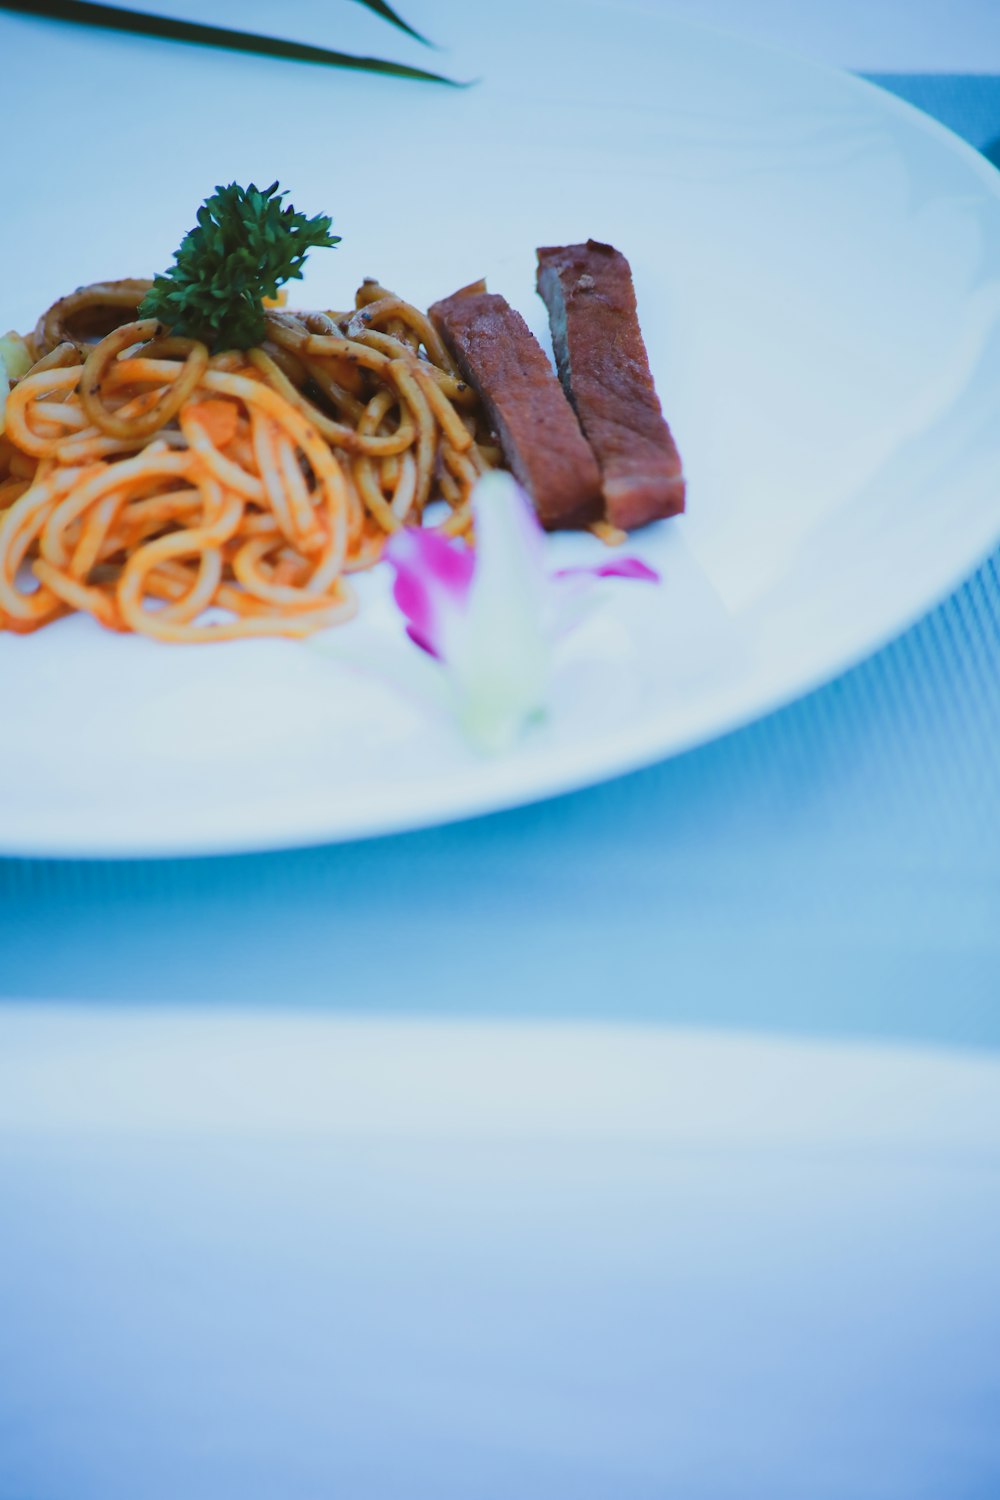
[139,181,340,351]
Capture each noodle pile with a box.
[0,278,498,642]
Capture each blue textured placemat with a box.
[1,77,998,1050]
[866,73,1000,160]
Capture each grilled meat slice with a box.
[429,287,602,530]
[536,240,685,530]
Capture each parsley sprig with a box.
[139,182,340,351]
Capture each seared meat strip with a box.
[429,287,602,530]
[536,240,685,530]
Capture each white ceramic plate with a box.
[1,2,999,856]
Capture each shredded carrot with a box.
[184,398,240,449]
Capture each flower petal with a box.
[545,554,659,638]
[448,471,552,752]
[383,525,474,661]
[553,557,660,583]
[383,471,660,753]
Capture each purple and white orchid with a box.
[384,471,658,752]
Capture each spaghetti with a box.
[0,278,499,642]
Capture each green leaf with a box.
[352,0,437,49]
[139,181,341,351]
[0,0,465,86]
